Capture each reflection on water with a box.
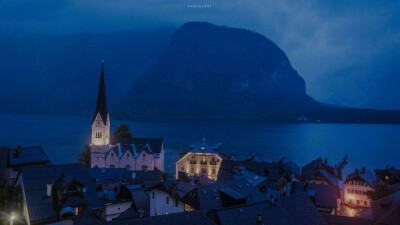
[1,113,400,176]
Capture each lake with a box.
[1,113,400,176]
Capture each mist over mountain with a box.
[115,22,400,123]
[0,28,174,115]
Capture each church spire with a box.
[93,60,108,124]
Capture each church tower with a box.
[91,60,110,146]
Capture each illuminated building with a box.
[344,168,376,208]
[175,140,223,181]
[90,61,164,171]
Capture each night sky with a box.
[1,0,400,109]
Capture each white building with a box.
[148,179,197,216]
[90,61,164,172]
[175,140,223,181]
[344,168,376,208]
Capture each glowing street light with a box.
[10,214,16,225]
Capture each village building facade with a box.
[344,168,376,208]
[175,140,225,181]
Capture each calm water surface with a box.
[1,113,399,176]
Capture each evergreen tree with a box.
[113,124,133,138]
[77,144,91,168]
[367,182,395,201]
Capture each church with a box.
[90,61,164,172]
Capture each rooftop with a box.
[8,146,50,167]
[19,164,102,224]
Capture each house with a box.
[148,179,193,216]
[217,157,299,196]
[208,192,328,225]
[74,210,216,225]
[375,167,400,186]
[175,140,225,181]
[344,168,376,208]
[371,190,400,224]
[180,179,272,213]
[301,157,341,186]
[7,146,50,182]
[323,214,372,225]
[118,184,150,216]
[15,164,102,225]
[291,181,340,214]
[90,61,164,172]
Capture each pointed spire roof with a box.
[93,60,108,124]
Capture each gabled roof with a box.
[279,192,328,225]
[19,164,102,225]
[73,209,106,225]
[371,190,400,224]
[128,189,149,216]
[181,179,270,212]
[234,169,267,187]
[211,200,295,225]
[112,210,216,225]
[92,61,108,124]
[87,168,128,182]
[8,146,49,167]
[345,168,376,187]
[130,170,163,188]
[323,214,372,225]
[301,157,339,185]
[292,181,339,209]
[110,137,163,154]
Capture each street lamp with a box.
[10,215,15,225]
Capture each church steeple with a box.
[91,60,110,146]
[93,60,108,124]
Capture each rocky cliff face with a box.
[116,22,322,121]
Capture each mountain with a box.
[0,28,174,115]
[116,22,400,123]
[116,22,321,121]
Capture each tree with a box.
[77,144,91,168]
[335,154,348,180]
[113,124,133,139]
[367,182,395,201]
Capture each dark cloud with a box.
[1,0,399,108]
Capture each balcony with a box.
[210,161,217,165]
[200,160,208,165]
[190,160,197,164]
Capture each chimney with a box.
[355,169,359,175]
[256,211,263,225]
[362,167,366,174]
[46,184,52,197]
[14,146,22,158]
